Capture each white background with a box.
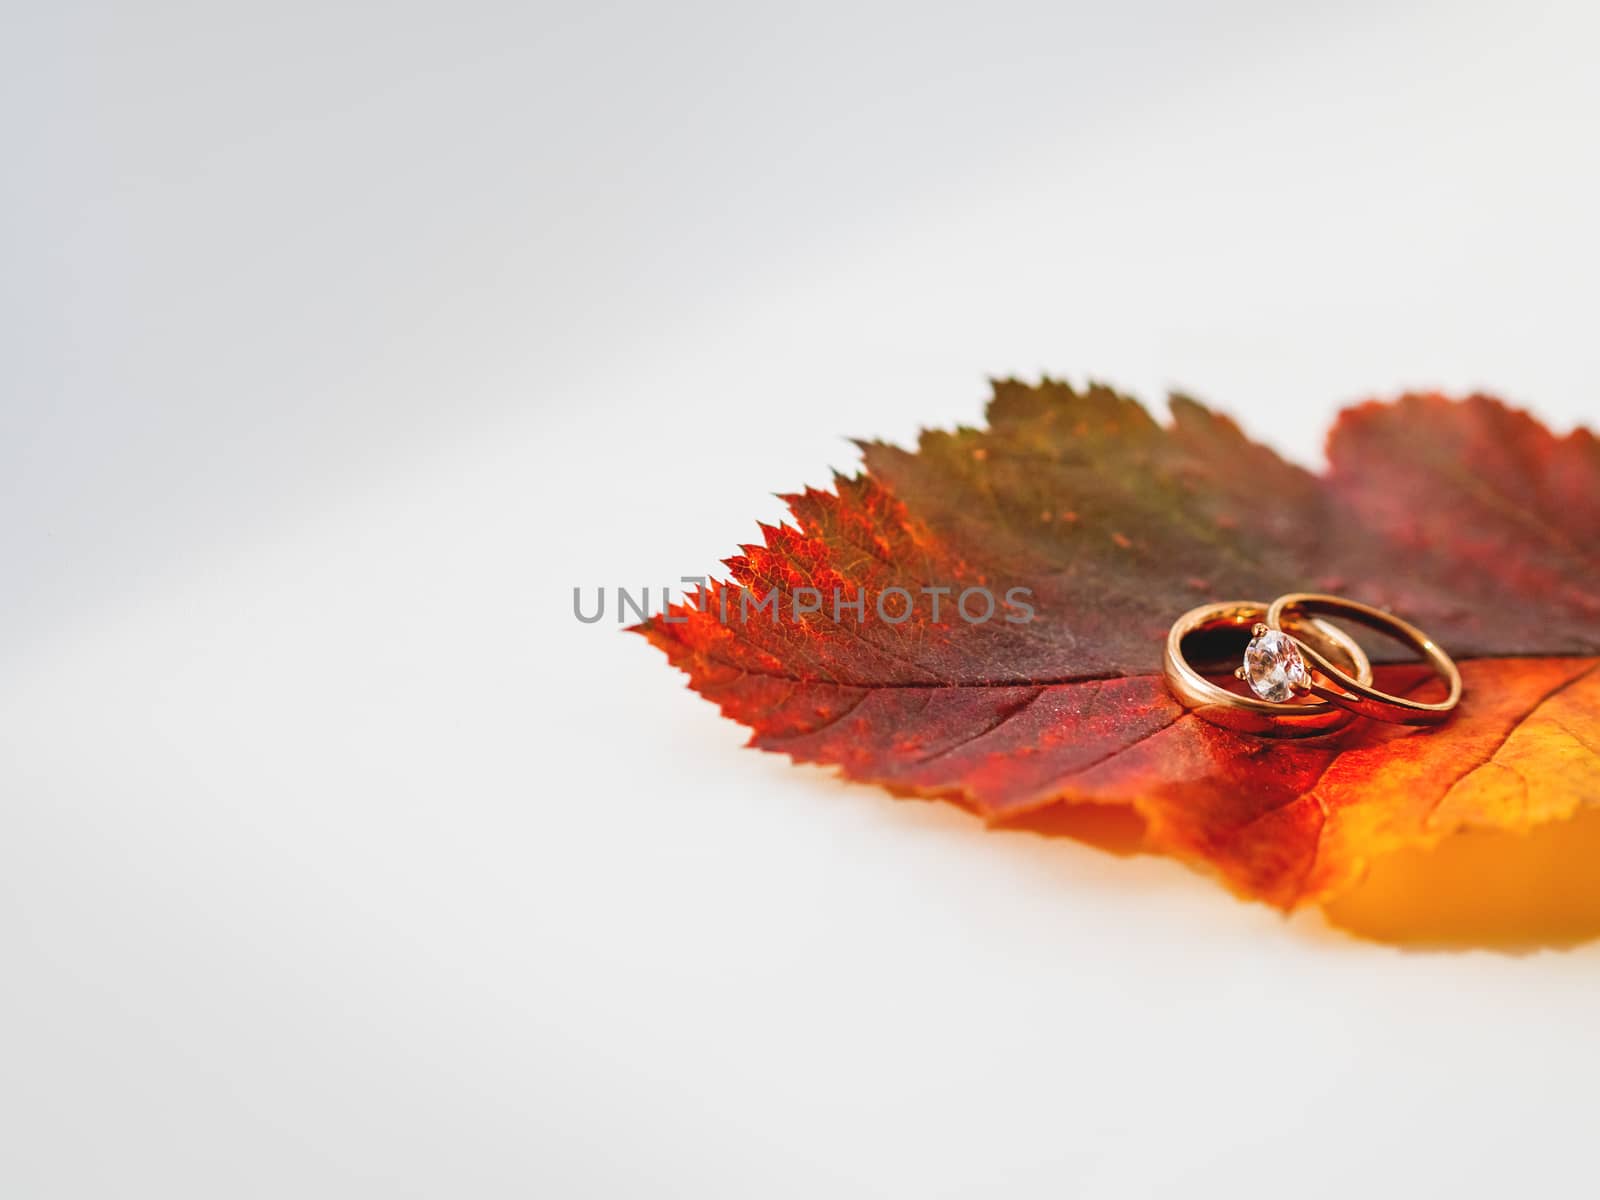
[6,2,1600,1196]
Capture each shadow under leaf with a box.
[997,800,1600,953]
[1320,805,1600,953]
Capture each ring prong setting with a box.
[1240,625,1311,702]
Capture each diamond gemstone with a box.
[1243,629,1309,702]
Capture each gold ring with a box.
[1263,592,1462,725]
[1164,600,1374,738]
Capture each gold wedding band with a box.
[1264,592,1462,726]
[1164,601,1374,737]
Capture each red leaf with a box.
[639,383,1600,908]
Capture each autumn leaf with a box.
[637,383,1600,910]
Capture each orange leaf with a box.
[638,383,1600,911]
